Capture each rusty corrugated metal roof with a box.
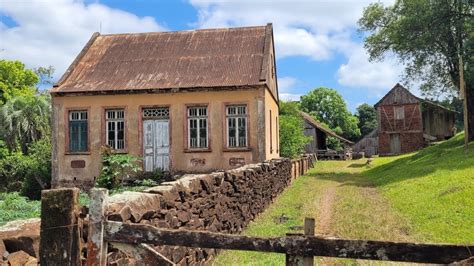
[52,25,271,94]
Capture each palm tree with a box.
[0,94,51,153]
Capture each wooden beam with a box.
[104,221,474,264]
[110,243,175,266]
[86,188,108,266]
[286,218,315,266]
[39,188,81,265]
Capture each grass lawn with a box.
[214,160,415,265]
[0,185,149,226]
[364,133,474,244]
[215,133,474,265]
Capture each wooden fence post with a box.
[286,217,315,266]
[87,188,109,266]
[39,188,81,265]
[303,218,315,265]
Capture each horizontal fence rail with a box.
[39,187,473,265]
[104,221,474,264]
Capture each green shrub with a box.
[21,138,51,199]
[279,115,311,158]
[0,192,40,225]
[0,152,34,192]
[0,138,51,200]
[96,147,142,189]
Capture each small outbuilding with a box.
[375,83,456,155]
[301,112,353,159]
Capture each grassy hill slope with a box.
[364,133,474,244]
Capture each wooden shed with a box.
[375,83,456,155]
[301,112,353,159]
[352,128,378,157]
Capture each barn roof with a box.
[52,24,274,94]
[375,83,456,113]
[374,83,419,107]
[300,112,354,144]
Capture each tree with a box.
[356,103,377,137]
[279,101,311,158]
[359,0,474,141]
[300,87,360,141]
[0,94,51,153]
[0,60,38,105]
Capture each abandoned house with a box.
[50,24,280,188]
[301,112,353,159]
[375,83,456,155]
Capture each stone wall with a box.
[0,155,314,265]
[105,156,314,265]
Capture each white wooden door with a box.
[143,120,170,172]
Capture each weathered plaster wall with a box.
[52,89,277,188]
[264,88,280,160]
[105,156,314,264]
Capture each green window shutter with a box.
[69,121,87,152]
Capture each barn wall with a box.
[304,121,317,153]
[422,105,456,140]
[352,129,378,156]
[378,103,424,155]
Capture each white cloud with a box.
[189,0,395,61]
[0,0,166,80]
[278,76,298,92]
[280,93,302,101]
[336,45,403,95]
[278,76,301,101]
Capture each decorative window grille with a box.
[188,107,208,149]
[142,108,169,119]
[394,106,405,120]
[106,109,125,150]
[69,111,88,152]
[226,105,247,148]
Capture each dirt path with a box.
[311,160,417,265]
[316,186,336,235]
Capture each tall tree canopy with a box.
[0,60,38,105]
[359,0,474,141]
[300,87,360,141]
[356,103,377,137]
[0,94,51,153]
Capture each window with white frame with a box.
[226,105,247,148]
[69,111,88,152]
[188,106,208,149]
[106,109,125,150]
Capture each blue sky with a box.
[0,0,404,112]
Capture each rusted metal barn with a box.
[375,83,456,155]
[301,112,353,159]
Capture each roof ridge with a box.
[99,25,267,37]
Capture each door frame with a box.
[139,105,172,172]
[389,133,401,154]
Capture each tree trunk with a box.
[466,83,474,142]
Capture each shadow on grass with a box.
[358,134,473,186]
[307,172,375,188]
[348,163,367,168]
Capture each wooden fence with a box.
[39,188,474,265]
